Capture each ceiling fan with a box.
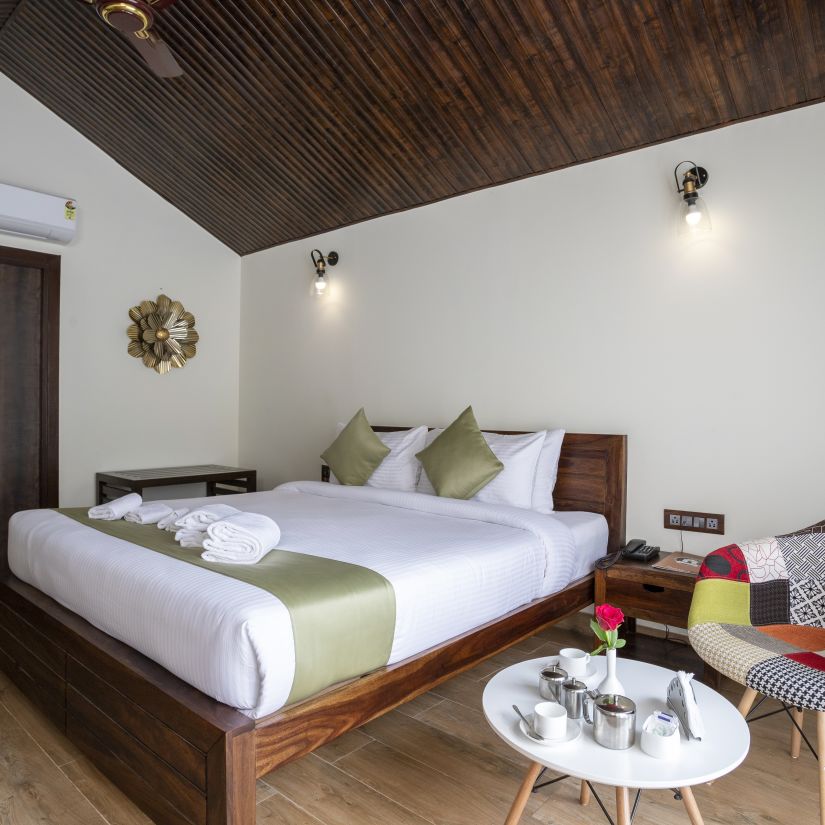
[77,0,184,78]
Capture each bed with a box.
[0,430,626,825]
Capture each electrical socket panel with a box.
[664,509,725,535]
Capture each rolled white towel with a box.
[158,507,189,531]
[174,503,240,532]
[124,502,173,525]
[175,528,206,549]
[201,512,281,565]
[88,493,142,521]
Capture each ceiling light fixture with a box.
[310,249,339,296]
[674,161,711,237]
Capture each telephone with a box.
[595,539,660,570]
[622,539,661,563]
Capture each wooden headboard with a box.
[551,433,627,553]
[367,428,628,554]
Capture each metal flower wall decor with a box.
[127,294,199,374]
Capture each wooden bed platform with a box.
[0,432,626,825]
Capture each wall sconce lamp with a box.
[674,161,711,236]
[310,249,339,296]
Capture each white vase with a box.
[597,648,626,696]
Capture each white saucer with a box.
[544,656,599,684]
[519,715,582,746]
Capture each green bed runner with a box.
[58,509,396,705]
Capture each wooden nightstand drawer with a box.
[601,575,694,627]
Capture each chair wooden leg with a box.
[680,787,705,825]
[579,780,590,806]
[737,686,758,717]
[616,787,630,825]
[791,708,804,759]
[504,761,542,825]
[817,713,825,825]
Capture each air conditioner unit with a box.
[0,182,78,245]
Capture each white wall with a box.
[240,102,825,554]
[0,75,241,505]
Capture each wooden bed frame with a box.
[0,431,626,825]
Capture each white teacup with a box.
[558,648,591,677]
[533,701,567,740]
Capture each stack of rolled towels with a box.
[88,493,144,521]
[87,494,280,565]
[125,501,176,525]
[201,513,281,565]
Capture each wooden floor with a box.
[0,615,818,825]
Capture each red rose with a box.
[595,603,624,632]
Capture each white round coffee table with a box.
[483,657,750,825]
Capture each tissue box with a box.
[640,711,681,759]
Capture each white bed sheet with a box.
[551,510,609,564]
[8,482,607,718]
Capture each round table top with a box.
[483,656,750,789]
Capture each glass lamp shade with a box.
[314,273,328,296]
[678,195,711,237]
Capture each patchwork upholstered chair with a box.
[689,522,825,823]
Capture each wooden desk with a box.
[95,464,257,504]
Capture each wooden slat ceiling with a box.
[0,1,823,255]
[0,1,18,30]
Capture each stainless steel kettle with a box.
[583,691,636,750]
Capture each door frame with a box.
[0,244,60,508]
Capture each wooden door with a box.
[0,245,59,575]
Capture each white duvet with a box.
[8,482,606,718]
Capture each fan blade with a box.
[128,32,183,78]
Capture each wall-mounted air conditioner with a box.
[0,182,78,245]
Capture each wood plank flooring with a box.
[0,615,818,824]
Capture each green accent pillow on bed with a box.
[416,406,503,499]
[321,408,390,485]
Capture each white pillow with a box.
[417,427,565,512]
[330,426,427,492]
[532,428,565,514]
[474,431,545,509]
[418,429,545,510]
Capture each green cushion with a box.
[321,408,390,486]
[688,578,751,628]
[416,406,503,500]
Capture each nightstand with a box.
[595,557,697,633]
[594,556,719,685]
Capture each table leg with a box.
[679,787,704,824]
[616,787,630,825]
[504,761,543,825]
[579,780,590,806]
[791,708,804,759]
[594,572,605,646]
